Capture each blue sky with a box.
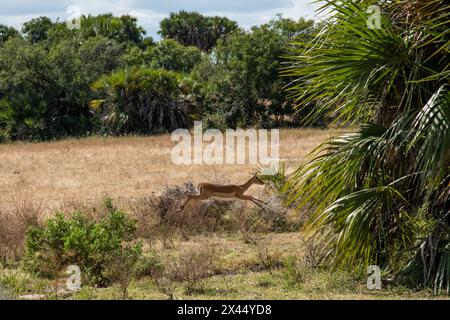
[0,1,324,39]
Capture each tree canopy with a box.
[0,13,315,141]
[159,11,238,51]
[0,24,19,45]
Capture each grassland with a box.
[0,129,447,300]
[0,129,338,211]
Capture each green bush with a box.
[23,202,141,287]
[134,253,163,278]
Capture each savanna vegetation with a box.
[0,0,448,300]
[0,130,443,300]
[0,11,316,142]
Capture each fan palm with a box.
[90,67,189,134]
[284,0,449,293]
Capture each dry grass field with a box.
[0,128,446,300]
[0,128,341,212]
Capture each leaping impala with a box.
[177,175,266,212]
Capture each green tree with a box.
[0,25,19,46]
[0,36,124,140]
[80,14,147,45]
[193,16,315,128]
[146,39,202,73]
[22,17,54,43]
[90,67,190,134]
[159,11,237,51]
[122,39,202,73]
[284,0,449,293]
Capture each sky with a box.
[0,0,324,39]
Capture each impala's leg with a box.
[177,194,210,212]
[242,193,267,205]
[236,194,266,208]
[250,196,267,205]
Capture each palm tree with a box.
[90,68,189,134]
[284,0,449,293]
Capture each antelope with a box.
[177,175,266,212]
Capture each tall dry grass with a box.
[0,197,43,263]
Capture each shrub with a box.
[108,244,142,299]
[132,182,290,241]
[149,243,219,296]
[134,253,162,278]
[175,243,219,295]
[147,255,179,300]
[142,182,235,235]
[150,270,179,300]
[0,199,42,264]
[23,201,142,287]
[301,234,326,268]
[250,239,282,276]
[282,256,309,286]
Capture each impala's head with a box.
[251,174,265,185]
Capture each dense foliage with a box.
[159,11,238,52]
[0,24,19,45]
[0,36,124,140]
[284,0,449,293]
[91,68,190,134]
[145,39,203,73]
[24,200,141,286]
[0,12,314,141]
[0,3,448,296]
[192,17,317,129]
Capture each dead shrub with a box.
[150,271,179,300]
[138,182,236,236]
[156,182,197,223]
[148,255,179,300]
[129,195,159,241]
[129,181,295,243]
[149,243,219,296]
[0,198,43,264]
[175,243,219,295]
[248,237,282,276]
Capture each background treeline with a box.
[0,12,318,142]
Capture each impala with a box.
[177,175,266,212]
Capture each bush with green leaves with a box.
[23,202,142,287]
